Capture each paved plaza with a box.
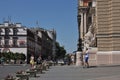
[0,64,120,80]
[29,65,120,80]
[0,64,30,79]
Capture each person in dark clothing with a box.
[37,56,42,65]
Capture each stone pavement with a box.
[29,65,120,80]
[0,64,30,80]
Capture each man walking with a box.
[84,48,89,68]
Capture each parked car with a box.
[57,59,64,65]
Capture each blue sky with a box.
[0,0,78,53]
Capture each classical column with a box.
[84,12,87,34]
[80,13,84,40]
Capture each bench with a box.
[34,65,42,73]
[42,61,50,70]
[4,74,20,80]
[16,74,29,80]
[4,78,17,80]
[26,69,37,77]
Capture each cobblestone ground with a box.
[29,65,120,80]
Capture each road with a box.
[0,64,30,79]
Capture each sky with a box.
[0,0,78,53]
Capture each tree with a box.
[55,42,66,59]
[20,53,26,61]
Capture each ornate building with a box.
[77,0,96,50]
[77,0,97,65]
[78,0,120,66]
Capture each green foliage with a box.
[1,52,26,61]
[55,42,66,59]
[20,53,26,60]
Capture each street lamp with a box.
[76,38,83,66]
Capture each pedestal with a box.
[76,51,82,66]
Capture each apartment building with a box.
[0,21,56,63]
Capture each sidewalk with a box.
[29,65,120,80]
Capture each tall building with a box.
[96,0,120,65]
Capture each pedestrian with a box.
[71,54,75,65]
[30,55,35,69]
[37,56,42,65]
[0,55,4,66]
[84,48,89,68]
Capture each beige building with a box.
[78,0,120,66]
[96,0,120,65]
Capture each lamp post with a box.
[76,38,83,66]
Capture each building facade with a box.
[96,0,120,65]
[0,21,56,63]
[78,0,120,66]
[0,21,28,62]
[77,0,97,65]
[31,28,56,60]
[77,0,96,49]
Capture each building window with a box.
[88,2,92,7]
[0,40,1,47]
[88,17,92,24]
[13,28,18,35]
[5,28,9,35]
[5,39,9,47]
[19,40,26,47]
[13,39,17,47]
[83,0,89,7]
[0,29,2,35]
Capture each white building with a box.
[0,21,56,63]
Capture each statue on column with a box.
[84,24,96,51]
